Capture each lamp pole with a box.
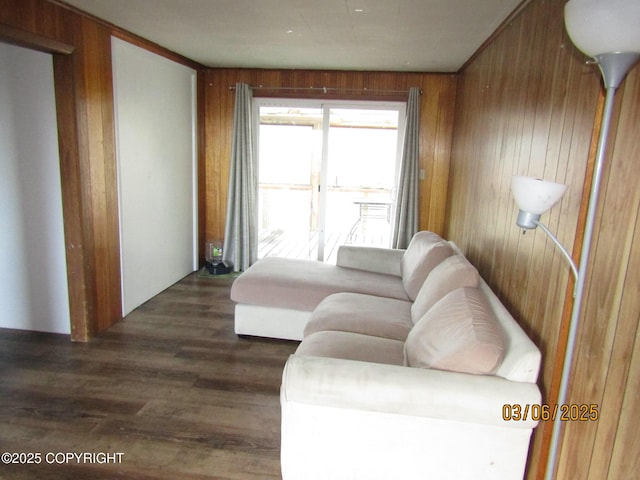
[544,52,639,480]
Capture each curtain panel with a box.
[223,83,258,272]
[392,87,421,248]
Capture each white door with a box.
[112,38,198,315]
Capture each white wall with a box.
[112,38,197,316]
[0,43,71,334]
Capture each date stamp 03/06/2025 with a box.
[502,403,599,422]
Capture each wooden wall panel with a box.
[449,0,640,478]
[202,68,457,248]
[599,71,640,479]
[557,66,640,480]
[52,51,91,341]
[0,0,122,340]
[74,16,121,335]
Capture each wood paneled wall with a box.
[0,0,202,340]
[6,1,639,477]
[202,69,457,246]
[1,0,120,340]
[448,0,640,478]
[557,64,640,480]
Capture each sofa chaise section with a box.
[230,231,453,340]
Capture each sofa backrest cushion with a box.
[401,232,453,301]
[411,254,481,324]
[405,287,505,375]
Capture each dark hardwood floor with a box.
[0,273,299,479]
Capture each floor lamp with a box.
[510,1,640,479]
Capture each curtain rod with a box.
[228,85,422,95]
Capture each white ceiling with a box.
[62,0,524,72]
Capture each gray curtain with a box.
[223,83,258,272]
[392,87,421,249]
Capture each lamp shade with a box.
[565,0,640,57]
[511,176,568,215]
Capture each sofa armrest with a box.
[281,354,541,429]
[336,245,405,277]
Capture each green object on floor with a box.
[196,267,242,280]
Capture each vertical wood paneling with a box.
[448,0,582,477]
[449,0,640,478]
[557,66,640,480]
[202,68,457,248]
[52,51,91,341]
[76,16,121,334]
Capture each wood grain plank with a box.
[556,64,640,480]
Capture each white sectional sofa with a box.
[230,231,452,340]
[230,231,542,480]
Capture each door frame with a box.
[254,97,406,261]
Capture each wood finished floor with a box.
[0,274,299,479]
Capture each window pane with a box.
[259,124,314,184]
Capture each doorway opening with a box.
[255,99,405,262]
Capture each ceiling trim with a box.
[51,0,204,70]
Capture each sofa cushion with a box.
[296,331,405,366]
[411,254,481,324]
[305,292,413,341]
[405,287,505,375]
[230,257,409,312]
[401,232,453,301]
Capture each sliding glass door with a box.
[255,99,405,262]
[320,107,403,261]
[256,104,323,260]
